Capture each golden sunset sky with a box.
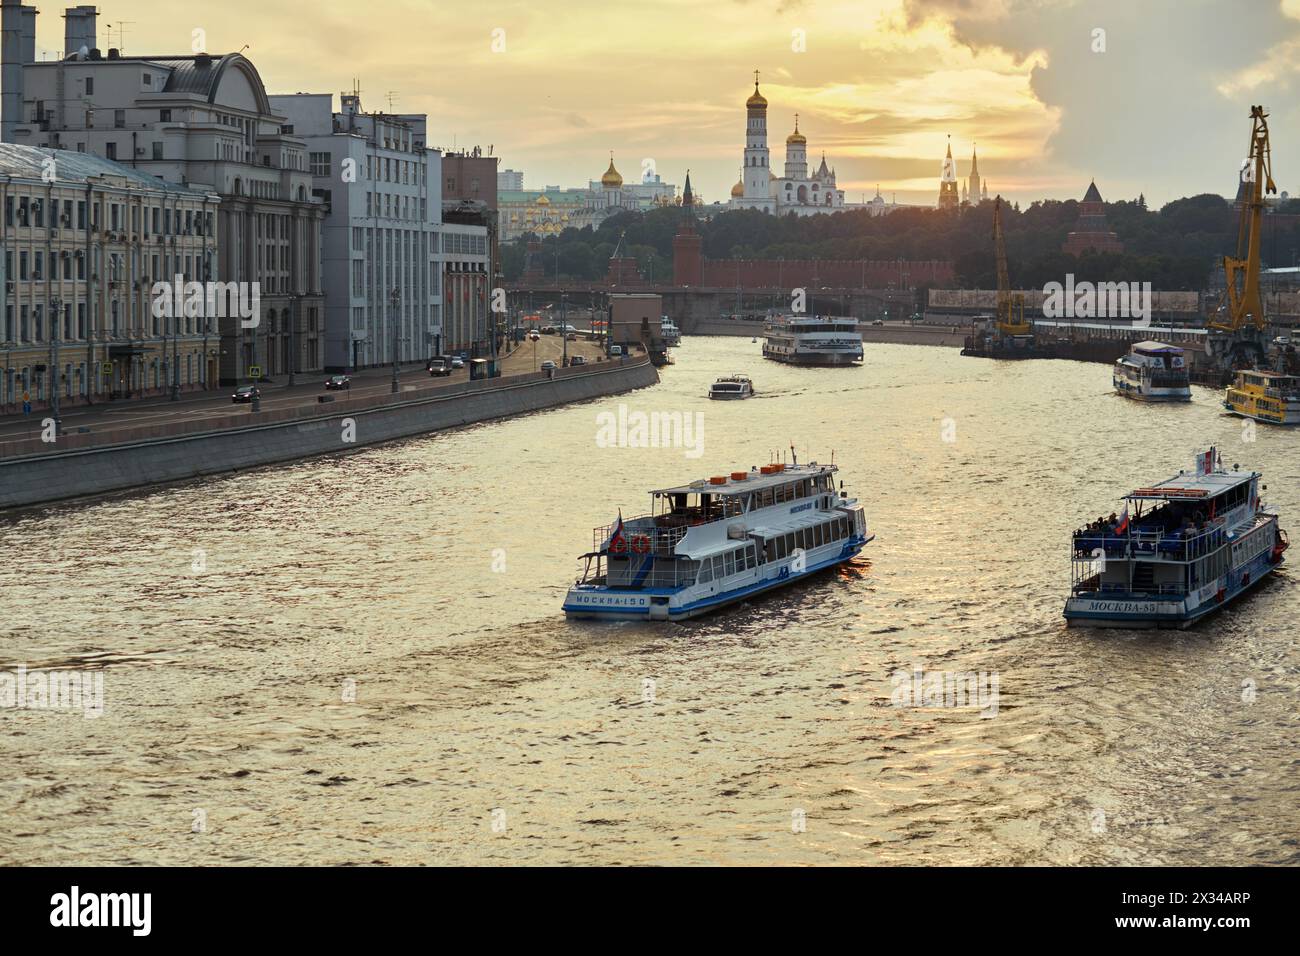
[25,0,1300,207]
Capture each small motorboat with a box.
[708,375,754,400]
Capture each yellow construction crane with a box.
[993,196,1029,336]
[1211,105,1274,334]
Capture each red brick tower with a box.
[672,170,703,286]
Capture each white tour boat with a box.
[660,317,682,347]
[708,375,754,400]
[1113,341,1192,401]
[563,460,872,622]
[762,315,863,366]
[1065,447,1287,628]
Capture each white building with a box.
[498,168,523,191]
[270,91,445,370]
[2,2,326,383]
[729,77,845,217]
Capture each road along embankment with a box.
[0,358,659,510]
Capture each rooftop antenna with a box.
[790,443,798,467]
[105,20,135,53]
[386,91,399,112]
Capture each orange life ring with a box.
[631,535,650,554]
[610,535,628,554]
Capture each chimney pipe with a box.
[19,3,37,62]
[1,1,27,144]
[63,5,98,60]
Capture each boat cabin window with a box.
[763,515,852,562]
[698,544,756,583]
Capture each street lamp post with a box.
[390,288,400,393]
[170,299,181,401]
[288,294,297,389]
[249,322,261,412]
[49,296,62,432]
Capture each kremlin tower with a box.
[938,137,959,210]
[1063,181,1124,255]
[740,72,776,212]
[672,170,703,286]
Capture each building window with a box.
[153,141,163,160]
[309,152,331,176]
[160,109,171,122]
[105,142,117,160]
[143,73,152,87]
[114,109,125,129]
[85,77,94,95]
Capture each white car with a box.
[540,360,558,372]
[609,345,623,357]
[450,356,465,369]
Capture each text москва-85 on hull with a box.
[1065,447,1288,629]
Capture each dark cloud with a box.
[902,0,1300,202]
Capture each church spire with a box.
[970,143,979,175]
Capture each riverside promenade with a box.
[0,335,658,509]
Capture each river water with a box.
[2,337,1297,866]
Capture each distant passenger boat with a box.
[1223,369,1300,425]
[660,317,682,347]
[763,315,863,366]
[563,461,872,621]
[1113,341,1192,401]
[708,375,754,400]
[1064,447,1288,628]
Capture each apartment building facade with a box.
[3,3,325,384]
[0,143,219,410]
[270,92,444,370]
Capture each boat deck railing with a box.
[1073,523,1227,564]
[592,518,689,555]
[1072,580,1189,598]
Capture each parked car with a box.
[540,360,558,372]
[541,326,558,335]
[569,355,587,367]
[871,318,885,326]
[231,384,260,403]
[324,374,351,390]
[450,356,465,369]
[609,345,623,357]
[428,358,452,377]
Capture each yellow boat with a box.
[1223,369,1300,425]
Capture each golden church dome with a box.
[601,156,623,188]
[536,194,550,205]
[786,115,805,145]
[730,178,744,198]
[746,81,767,109]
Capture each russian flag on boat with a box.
[605,512,627,554]
[1115,505,1130,535]
[1197,446,1218,476]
